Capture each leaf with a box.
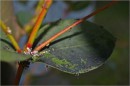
[34,19,116,74]
[0,28,15,51]
[0,49,31,62]
[0,39,31,62]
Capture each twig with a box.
[25,0,53,49]
[24,0,45,33]
[14,63,24,85]
[0,20,22,53]
[14,61,30,85]
[33,0,117,52]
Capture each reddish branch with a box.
[14,63,24,85]
[25,0,53,49]
[14,61,30,85]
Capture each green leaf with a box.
[0,49,31,62]
[0,28,15,51]
[34,19,116,74]
[0,39,31,62]
[0,28,7,40]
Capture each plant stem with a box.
[14,61,30,85]
[24,0,45,33]
[25,0,53,49]
[34,0,117,52]
[14,63,24,85]
[0,20,22,53]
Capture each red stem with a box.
[14,61,30,85]
[14,63,24,85]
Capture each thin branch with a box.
[24,0,45,33]
[14,63,24,85]
[14,61,30,85]
[33,0,117,52]
[25,0,53,49]
[0,20,22,53]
